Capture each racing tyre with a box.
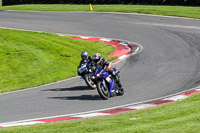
[97,80,109,100]
[116,82,124,96]
[84,74,96,89]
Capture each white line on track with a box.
[125,104,157,110]
[163,95,188,101]
[135,22,200,30]
[75,113,109,118]
[0,121,44,127]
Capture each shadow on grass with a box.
[48,95,101,101]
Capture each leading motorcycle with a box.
[94,65,124,100]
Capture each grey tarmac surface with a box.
[0,11,200,123]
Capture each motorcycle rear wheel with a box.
[116,83,124,96]
[97,80,109,100]
[117,88,124,96]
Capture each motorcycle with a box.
[77,62,96,89]
[94,65,124,100]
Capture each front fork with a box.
[104,77,117,95]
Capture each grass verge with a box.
[0,28,116,93]
[1,92,200,132]
[0,2,200,19]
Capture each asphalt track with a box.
[0,11,200,123]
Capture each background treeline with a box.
[2,0,200,6]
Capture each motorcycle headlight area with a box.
[78,67,86,74]
[97,73,101,77]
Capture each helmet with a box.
[92,53,101,63]
[81,51,88,60]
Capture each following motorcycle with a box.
[77,62,96,89]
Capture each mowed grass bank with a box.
[0,28,115,93]
[0,2,200,19]
[1,92,200,132]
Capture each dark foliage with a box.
[2,0,200,6]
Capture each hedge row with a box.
[2,0,200,6]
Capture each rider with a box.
[79,51,93,65]
[92,53,123,88]
[78,51,94,75]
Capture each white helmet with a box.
[92,53,101,63]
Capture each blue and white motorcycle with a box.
[77,62,96,89]
[94,65,124,100]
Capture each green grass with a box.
[1,92,200,132]
[0,28,116,93]
[0,2,200,19]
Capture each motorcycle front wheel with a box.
[97,80,109,100]
[84,74,96,89]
